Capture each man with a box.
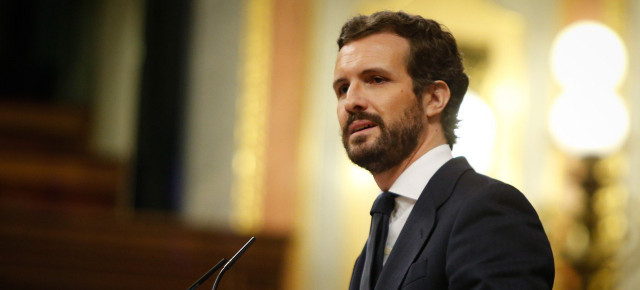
[333,11,554,289]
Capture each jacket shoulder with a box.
[443,171,555,289]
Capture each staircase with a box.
[0,100,124,209]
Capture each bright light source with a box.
[453,90,497,173]
[551,21,628,89]
[549,91,629,157]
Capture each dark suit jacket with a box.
[349,157,555,289]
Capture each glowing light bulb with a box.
[549,90,629,156]
[551,21,628,89]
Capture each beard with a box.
[342,103,424,174]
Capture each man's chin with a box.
[347,148,387,174]
[347,141,379,161]
[347,135,376,151]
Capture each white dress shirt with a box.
[382,144,453,264]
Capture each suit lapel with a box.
[375,157,472,289]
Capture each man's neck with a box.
[372,138,447,191]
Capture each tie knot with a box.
[370,191,397,215]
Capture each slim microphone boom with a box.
[187,258,226,290]
[212,236,256,290]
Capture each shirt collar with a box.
[385,144,453,201]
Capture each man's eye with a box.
[372,76,385,83]
[339,85,349,95]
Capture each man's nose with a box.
[344,83,367,113]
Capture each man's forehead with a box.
[338,32,409,56]
[334,32,409,75]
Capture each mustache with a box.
[342,111,385,136]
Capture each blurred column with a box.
[90,0,145,208]
[262,0,310,235]
[91,0,144,160]
[182,0,242,227]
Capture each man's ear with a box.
[422,80,451,118]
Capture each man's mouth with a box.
[348,120,378,135]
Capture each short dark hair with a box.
[337,11,469,147]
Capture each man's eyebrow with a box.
[332,67,391,89]
[360,68,391,76]
[333,77,347,90]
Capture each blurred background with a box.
[0,0,638,289]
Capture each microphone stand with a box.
[187,258,226,290]
[212,236,256,290]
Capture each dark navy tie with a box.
[360,191,397,290]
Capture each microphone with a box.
[212,236,256,290]
[187,258,226,290]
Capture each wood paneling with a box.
[0,206,288,289]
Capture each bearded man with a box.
[333,11,555,289]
